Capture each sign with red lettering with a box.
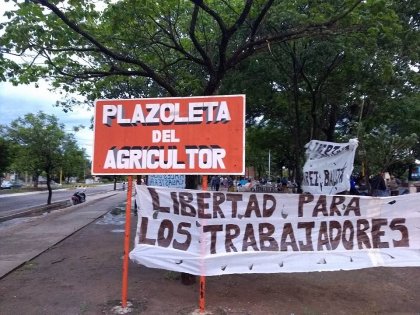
[92,95,245,174]
[130,185,420,275]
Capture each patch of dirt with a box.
[0,213,419,315]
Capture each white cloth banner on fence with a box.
[301,138,358,195]
[129,185,420,276]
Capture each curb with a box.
[0,192,119,223]
[0,200,72,223]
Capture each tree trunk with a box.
[310,91,319,140]
[33,174,39,188]
[46,172,52,205]
[325,102,338,141]
[291,50,304,191]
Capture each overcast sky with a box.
[0,3,94,159]
[0,82,94,158]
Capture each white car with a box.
[1,181,12,189]
[1,180,23,189]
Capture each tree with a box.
[0,0,369,199]
[61,133,88,183]
[0,1,369,98]
[0,136,14,177]
[2,2,417,179]
[355,124,418,194]
[4,111,66,204]
[220,0,419,183]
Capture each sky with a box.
[0,82,95,158]
[0,3,94,159]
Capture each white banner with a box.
[129,185,420,276]
[302,139,358,195]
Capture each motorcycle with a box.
[71,190,86,205]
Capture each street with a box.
[0,184,117,218]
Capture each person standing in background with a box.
[212,176,221,191]
[388,175,400,196]
[370,172,388,197]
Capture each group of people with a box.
[209,176,235,191]
[370,172,401,197]
[351,172,402,197]
[208,176,298,193]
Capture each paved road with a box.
[0,190,127,279]
[0,184,119,217]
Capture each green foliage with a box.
[223,0,419,179]
[0,0,418,182]
[5,112,65,177]
[0,0,371,96]
[0,135,15,175]
[2,112,87,202]
[359,125,418,176]
[61,133,88,182]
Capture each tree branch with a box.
[42,50,148,79]
[324,0,364,26]
[190,0,227,33]
[31,0,178,96]
[216,0,253,74]
[227,0,253,35]
[189,4,214,73]
[228,23,363,69]
[316,51,345,91]
[149,16,206,66]
[41,46,100,53]
[227,0,363,68]
[250,0,275,38]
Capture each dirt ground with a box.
[1,204,420,315]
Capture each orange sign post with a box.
[121,176,132,308]
[200,175,208,313]
[92,95,245,175]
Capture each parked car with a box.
[1,180,23,189]
[1,181,12,189]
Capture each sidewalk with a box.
[0,190,125,279]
